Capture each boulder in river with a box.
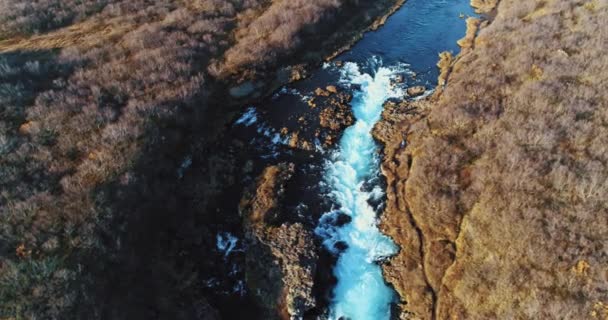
[319,106,353,131]
[315,87,331,96]
[289,65,307,81]
[307,97,317,108]
[326,85,338,94]
[407,85,426,97]
[319,92,354,131]
[289,132,299,148]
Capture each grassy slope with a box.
[378,0,608,318]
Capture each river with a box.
[231,0,474,318]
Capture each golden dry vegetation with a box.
[378,0,608,318]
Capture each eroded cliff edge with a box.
[375,0,608,318]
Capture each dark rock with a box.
[229,81,256,98]
[334,212,352,226]
[334,241,349,252]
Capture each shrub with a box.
[0,0,113,37]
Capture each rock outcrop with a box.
[406,85,426,97]
[240,164,318,319]
[319,91,354,131]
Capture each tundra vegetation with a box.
[376,0,608,318]
[0,0,402,318]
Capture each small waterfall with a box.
[316,59,406,320]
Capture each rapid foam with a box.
[316,60,405,320]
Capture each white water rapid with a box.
[316,60,407,320]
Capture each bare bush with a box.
[223,0,342,70]
[0,1,246,317]
[0,0,113,37]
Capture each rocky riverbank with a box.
[375,0,608,318]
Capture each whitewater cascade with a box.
[316,60,406,320]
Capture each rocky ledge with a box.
[239,163,318,319]
[318,89,354,132]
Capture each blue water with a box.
[340,0,475,77]
[315,60,408,320]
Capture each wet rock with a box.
[350,83,362,91]
[290,65,307,81]
[334,212,352,226]
[334,241,348,252]
[299,140,313,151]
[319,107,353,131]
[334,60,344,67]
[319,92,354,131]
[326,85,338,94]
[334,91,352,104]
[315,87,331,97]
[307,97,317,108]
[407,85,426,97]
[281,130,313,151]
[240,164,318,319]
[289,132,299,148]
[229,81,256,98]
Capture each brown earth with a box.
[376,0,608,319]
